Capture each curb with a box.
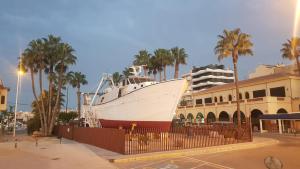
[111,139,279,163]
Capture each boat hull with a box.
[85,79,187,129]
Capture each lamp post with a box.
[13,59,24,138]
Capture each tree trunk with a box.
[30,68,44,134]
[296,56,300,75]
[163,65,167,81]
[77,86,81,118]
[48,64,64,135]
[233,60,241,129]
[159,71,162,82]
[38,70,47,135]
[65,86,69,113]
[48,69,54,132]
[174,62,179,79]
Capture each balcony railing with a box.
[205,103,215,106]
[231,100,245,104]
[247,97,263,102]
[217,102,229,105]
[177,96,290,109]
[195,104,204,107]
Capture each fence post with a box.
[71,124,74,140]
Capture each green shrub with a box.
[27,116,41,135]
[58,111,78,124]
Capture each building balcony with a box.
[195,104,204,107]
[217,102,229,105]
[205,103,215,106]
[177,96,291,110]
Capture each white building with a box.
[191,64,234,91]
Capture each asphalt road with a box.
[115,133,300,169]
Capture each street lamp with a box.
[13,59,24,138]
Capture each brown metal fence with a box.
[54,120,252,155]
[124,122,252,155]
[55,125,125,154]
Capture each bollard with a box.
[14,138,18,149]
[35,137,38,147]
[58,135,62,144]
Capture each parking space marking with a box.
[127,155,233,169]
[189,163,209,169]
[182,156,234,169]
[129,159,170,169]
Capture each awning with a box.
[259,113,300,120]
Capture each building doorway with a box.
[207,112,216,123]
[219,111,230,122]
[251,109,263,131]
[196,112,205,124]
[277,108,290,132]
[233,111,246,125]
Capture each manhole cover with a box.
[51,157,60,160]
[264,156,283,169]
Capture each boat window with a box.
[101,97,104,103]
[141,84,144,87]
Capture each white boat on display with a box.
[82,66,187,130]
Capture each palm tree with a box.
[22,39,47,134]
[112,72,122,85]
[44,35,61,124]
[215,28,253,128]
[23,35,77,135]
[147,56,156,80]
[171,47,188,79]
[63,72,74,113]
[133,50,151,76]
[48,42,76,135]
[161,50,173,81]
[68,72,88,119]
[154,49,170,81]
[281,37,300,75]
[123,67,132,78]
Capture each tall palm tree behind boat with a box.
[82,66,187,130]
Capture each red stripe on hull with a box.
[99,119,171,131]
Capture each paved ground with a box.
[0,134,117,169]
[115,133,300,169]
[1,133,299,169]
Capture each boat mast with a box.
[84,73,114,127]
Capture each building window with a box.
[219,96,223,102]
[239,93,242,100]
[214,97,218,103]
[196,99,202,105]
[228,95,232,101]
[253,89,266,98]
[270,86,286,97]
[204,97,212,104]
[245,92,250,99]
[0,96,5,104]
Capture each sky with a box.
[0,0,298,111]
